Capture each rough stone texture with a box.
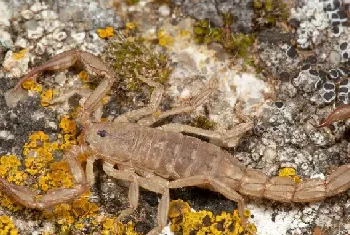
[0,0,350,234]
[175,0,255,33]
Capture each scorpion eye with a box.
[97,130,107,137]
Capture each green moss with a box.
[224,33,255,57]
[126,0,140,5]
[152,0,171,3]
[107,37,171,93]
[222,12,234,27]
[192,16,255,59]
[190,115,216,130]
[193,19,222,44]
[253,0,290,28]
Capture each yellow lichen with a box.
[169,199,191,219]
[59,116,77,134]
[40,89,53,107]
[21,79,42,92]
[158,29,174,47]
[20,124,77,193]
[103,217,115,229]
[169,200,256,235]
[78,70,89,82]
[42,192,102,233]
[97,28,108,38]
[278,167,301,183]
[102,95,110,105]
[114,221,139,235]
[97,27,114,39]
[0,154,27,189]
[12,49,27,60]
[0,156,25,211]
[0,215,19,235]
[105,26,114,37]
[278,167,296,177]
[126,22,137,30]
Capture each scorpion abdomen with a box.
[85,122,246,181]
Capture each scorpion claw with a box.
[12,49,80,92]
[316,104,350,128]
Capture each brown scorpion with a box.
[1,49,350,234]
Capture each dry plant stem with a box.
[2,50,350,234]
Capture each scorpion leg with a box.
[137,77,218,126]
[85,156,98,186]
[159,122,253,148]
[0,146,88,209]
[169,175,247,228]
[103,163,170,235]
[114,76,164,123]
[325,164,350,197]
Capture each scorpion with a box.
[0,49,350,234]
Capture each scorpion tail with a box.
[238,165,350,203]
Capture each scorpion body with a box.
[86,122,348,205]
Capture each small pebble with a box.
[27,26,44,39]
[323,91,336,103]
[53,30,67,41]
[329,50,341,65]
[30,2,45,12]
[35,42,46,55]
[323,82,335,91]
[340,42,348,50]
[71,32,86,44]
[40,10,58,20]
[0,29,14,48]
[286,46,298,58]
[21,9,34,20]
[159,5,170,17]
[288,18,300,28]
[263,147,277,163]
[279,72,290,82]
[14,37,28,48]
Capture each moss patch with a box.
[193,14,255,59]
[253,0,290,28]
[107,37,171,93]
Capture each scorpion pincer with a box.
[1,49,350,234]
